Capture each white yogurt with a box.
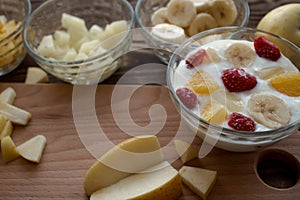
[174,39,300,131]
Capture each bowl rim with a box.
[0,0,31,45]
[166,26,300,137]
[135,0,250,48]
[22,0,135,66]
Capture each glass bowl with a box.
[167,26,300,152]
[0,0,31,75]
[135,0,250,64]
[23,0,135,84]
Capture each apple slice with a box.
[174,139,198,163]
[16,135,47,163]
[0,120,13,140]
[90,161,182,200]
[179,166,217,200]
[1,136,20,163]
[0,101,31,125]
[0,87,16,104]
[25,67,49,84]
[84,135,163,196]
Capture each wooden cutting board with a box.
[0,83,299,200]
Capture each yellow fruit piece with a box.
[25,67,49,84]
[271,71,300,97]
[16,135,47,163]
[0,87,16,104]
[84,135,163,196]
[254,66,285,80]
[188,70,219,95]
[174,139,197,164]
[1,136,20,163]
[200,101,227,124]
[0,120,13,140]
[179,166,217,200]
[0,113,7,132]
[90,161,182,200]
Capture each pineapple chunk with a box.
[0,101,31,125]
[254,66,285,80]
[63,48,77,61]
[0,113,7,132]
[179,166,217,200]
[25,67,49,84]
[200,101,227,124]
[36,35,56,57]
[0,87,16,104]
[105,20,128,36]
[75,52,88,61]
[79,40,101,55]
[0,15,7,26]
[16,135,47,163]
[174,139,197,163]
[0,120,13,140]
[1,136,20,163]
[89,24,107,41]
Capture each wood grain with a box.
[0,83,299,200]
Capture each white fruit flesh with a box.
[179,166,217,200]
[54,30,70,48]
[16,135,47,163]
[0,87,16,104]
[90,161,182,200]
[36,35,55,58]
[25,67,49,84]
[0,102,31,125]
[174,139,197,163]
[151,7,169,25]
[151,23,186,44]
[1,136,20,163]
[84,135,164,196]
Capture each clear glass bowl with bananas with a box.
[23,0,135,84]
[167,26,300,152]
[135,0,250,64]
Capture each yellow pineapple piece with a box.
[200,101,227,124]
[271,71,300,97]
[254,66,285,80]
[1,136,20,163]
[188,70,219,95]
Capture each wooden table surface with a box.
[0,0,300,200]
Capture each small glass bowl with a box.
[0,0,31,75]
[167,26,300,152]
[135,0,250,64]
[23,0,135,84]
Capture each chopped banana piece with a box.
[25,67,49,84]
[174,139,197,163]
[0,101,31,125]
[0,87,16,104]
[0,120,13,140]
[179,166,217,200]
[1,136,20,163]
[16,135,47,163]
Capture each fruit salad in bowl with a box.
[135,0,249,64]
[167,26,300,152]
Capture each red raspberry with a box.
[221,68,257,92]
[176,88,198,109]
[185,49,207,68]
[228,112,256,132]
[254,36,281,61]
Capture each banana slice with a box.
[207,0,238,26]
[191,0,210,13]
[247,93,291,129]
[188,13,218,37]
[151,23,186,44]
[167,0,197,28]
[224,42,256,68]
[151,7,169,25]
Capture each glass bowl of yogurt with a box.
[167,26,300,152]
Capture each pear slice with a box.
[90,161,182,200]
[25,67,49,84]
[179,166,217,200]
[0,101,31,125]
[0,120,13,140]
[84,135,163,196]
[1,136,20,163]
[16,135,47,163]
[0,87,16,104]
[174,139,197,163]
